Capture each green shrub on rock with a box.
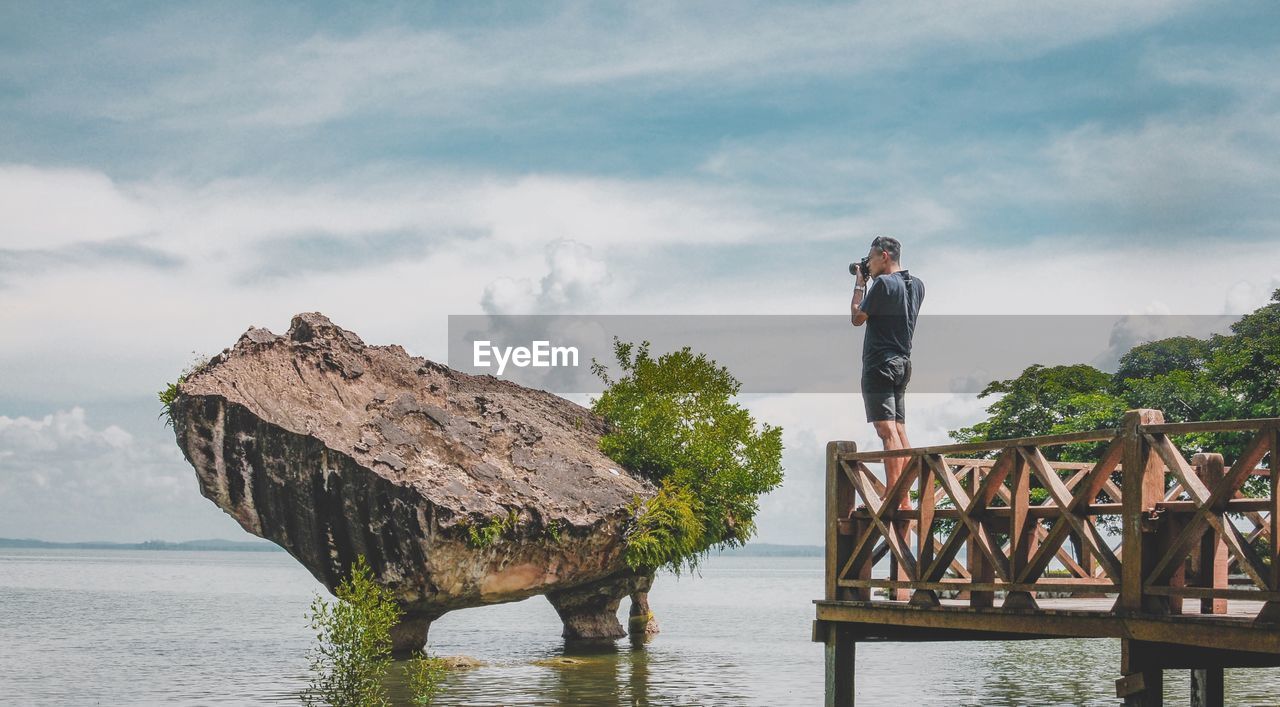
[590,338,784,574]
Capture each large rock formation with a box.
[169,312,658,652]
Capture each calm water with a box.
[2,549,1278,706]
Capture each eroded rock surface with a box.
[169,312,657,651]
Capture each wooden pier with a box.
[813,409,1279,706]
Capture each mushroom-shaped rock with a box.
[169,312,659,652]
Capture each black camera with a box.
[849,256,870,278]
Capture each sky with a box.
[2,0,1279,545]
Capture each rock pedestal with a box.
[170,312,658,651]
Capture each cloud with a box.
[0,165,156,249]
[0,406,244,542]
[3,0,1277,548]
[1225,276,1280,314]
[481,239,616,315]
[1041,117,1280,238]
[234,228,467,284]
[5,1,1203,130]
[0,236,183,289]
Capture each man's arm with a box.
[851,279,872,326]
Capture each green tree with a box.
[303,557,448,707]
[405,653,448,707]
[1112,335,1212,389]
[590,338,784,574]
[950,290,1280,494]
[304,556,401,707]
[1207,288,1280,418]
[950,364,1121,461]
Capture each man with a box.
[851,236,924,506]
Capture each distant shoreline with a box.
[0,537,284,552]
[1,537,823,556]
[714,543,823,557]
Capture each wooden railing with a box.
[825,409,1279,622]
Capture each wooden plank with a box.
[840,428,1119,461]
[837,579,1118,594]
[965,466,993,607]
[1270,426,1279,592]
[922,521,971,582]
[1009,449,1031,577]
[881,455,921,514]
[813,601,1280,655]
[1145,585,1280,602]
[1262,426,1280,622]
[881,498,1270,519]
[951,457,1099,470]
[1139,419,1280,435]
[974,447,1017,508]
[1155,499,1274,513]
[1004,448,1040,609]
[917,456,936,578]
[1146,434,1210,503]
[826,441,844,601]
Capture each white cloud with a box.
[0,165,156,249]
[14,1,1202,129]
[1225,276,1280,314]
[1042,118,1280,228]
[0,406,245,542]
[3,159,1277,406]
[482,239,616,315]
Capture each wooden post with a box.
[1004,447,1038,610]
[827,442,857,602]
[1119,409,1166,614]
[1118,639,1164,707]
[1192,453,1228,615]
[968,466,994,608]
[1073,529,1095,576]
[1156,513,1185,615]
[824,622,855,707]
[848,515,873,601]
[889,458,910,601]
[1189,668,1224,707]
[1263,425,1280,622]
[911,454,940,607]
[1071,529,1105,597]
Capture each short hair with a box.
[871,235,901,263]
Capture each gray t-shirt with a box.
[859,269,925,368]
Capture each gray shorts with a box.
[861,355,911,423]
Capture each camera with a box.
[849,256,870,279]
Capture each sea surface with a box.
[2,548,1278,706]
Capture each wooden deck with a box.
[813,411,1280,706]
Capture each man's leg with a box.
[896,421,911,451]
[893,358,913,486]
[872,419,908,508]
